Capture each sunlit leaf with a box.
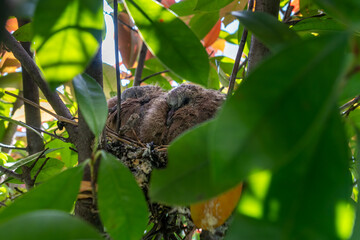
[98,151,148,240]
[13,22,33,42]
[0,164,84,223]
[73,73,108,138]
[33,0,103,89]
[124,0,209,86]
[0,210,103,240]
[194,0,233,12]
[102,63,117,99]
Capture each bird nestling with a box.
[106,84,225,145]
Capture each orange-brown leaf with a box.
[5,18,18,32]
[118,12,142,69]
[190,183,243,230]
[203,20,221,48]
[291,0,300,13]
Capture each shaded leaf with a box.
[13,22,33,42]
[228,111,353,239]
[150,121,231,204]
[73,73,108,138]
[124,0,209,86]
[103,63,117,98]
[291,16,346,35]
[210,33,349,188]
[98,151,148,240]
[189,12,219,40]
[232,11,300,52]
[33,0,103,89]
[30,158,65,183]
[0,210,103,240]
[0,72,23,89]
[314,0,360,30]
[169,0,197,16]
[0,164,84,223]
[142,68,172,90]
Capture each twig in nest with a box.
[5,91,77,126]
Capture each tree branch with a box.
[0,166,22,180]
[247,0,280,73]
[2,30,78,139]
[134,42,148,86]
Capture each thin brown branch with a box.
[29,148,48,170]
[32,126,69,142]
[2,30,78,139]
[5,91,77,126]
[227,0,254,97]
[118,18,138,33]
[141,70,170,83]
[134,42,148,86]
[114,0,122,133]
[32,157,50,183]
[0,143,27,150]
[0,166,22,180]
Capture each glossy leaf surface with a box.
[210,33,349,187]
[98,151,148,240]
[73,73,108,138]
[33,0,103,89]
[0,210,103,240]
[0,165,84,223]
[124,0,209,86]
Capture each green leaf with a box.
[291,16,346,35]
[194,0,233,11]
[150,121,229,204]
[33,0,103,89]
[46,139,78,168]
[232,11,300,52]
[1,148,59,177]
[300,0,320,17]
[229,111,353,239]
[98,151,148,240]
[142,68,172,90]
[210,33,349,188]
[30,158,65,183]
[0,72,22,89]
[314,0,360,30]
[0,115,44,140]
[169,0,197,16]
[0,210,103,240]
[103,63,117,99]
[13,22,33,42]
[0,164,84,223]
[124,0,209,86]
[189,12,219,40]
[73,73,108,138]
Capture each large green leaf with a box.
[232,11,300,51]
[210,33,349,187]
[150,33,350,205]
[150,121,230,204]
[314,0,360,30]
[0,164,84,223]
[194,0,233,11]
[73,73,108,138]
[124,0,209,86]
[98,151,148,240]
[169,0,197,16]
[189,12,219,40]
[33,0,103,89]
[227,111,353,239]
[0,210,102,240]
[291,16,346,36]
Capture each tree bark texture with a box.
[247,0,280,72]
